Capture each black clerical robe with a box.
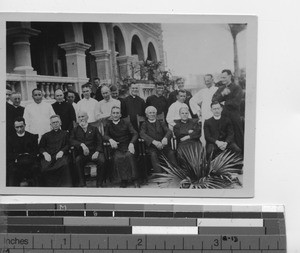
[212,82,244,149]
[39,129,71,187]
[103,118,138,181]
[6,103,25,138]
[146,95,168,116]
[95,86,104,101]
[7,131,39,186]
[204,116,234,145]
[140,120,172,148]
[103,118,138,152]
[52,101,76,132]
[121,95,146,131]
[174,119,201,144]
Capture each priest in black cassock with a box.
[103,106,139,188]
[52,89,76,132]
[204,101,241,160]
[140,106,178,174]
[7,117,39,186]
[174,107,202,148]
[6,92,25,139]
[39,115,72,187]
[146,82,168,117]
[121,82,146,131]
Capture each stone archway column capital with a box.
[90,49,111,59]
[58,42,91,55]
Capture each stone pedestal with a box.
[59,42,91,78]
[7,26,40,75]
[90,49,111,83]
[116,55,136,79]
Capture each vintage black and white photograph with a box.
[1,14,257,197]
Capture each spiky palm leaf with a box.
[150,143,243,189]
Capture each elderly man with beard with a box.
[103,106,139,188]
[39,115,72,187]
[70,111,105,187]
[140,106,178,174]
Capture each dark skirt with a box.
[113,150,137,181]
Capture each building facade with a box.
[6,22,164,104]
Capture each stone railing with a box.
[7,73,88,103]
[137,82,155,100]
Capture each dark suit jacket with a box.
[103,118,138,152]
[204,116,234,145]
[7,131,38,162]
[140,120,172,147]
[70,124,103,154]
[64,91,81,104]
[212,82,243,115]
[6,103,25,138]
[173,119,201,143]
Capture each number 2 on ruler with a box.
[136,238,143,247]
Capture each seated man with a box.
[70,111,105,187]
[103,106,139,188]
[204,101,241,160]
[140,106,178,174]
[173,107,201,149]
[39,115,72,187]
[166,89,191,129]
[7,117,39,186]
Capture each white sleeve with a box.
[166,104,175,126]
[23,106,30,132]
[189,90,203,115]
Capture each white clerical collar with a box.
[181,120,188,123]
[131,94,136,98]
[17,132,25,137]
[213,116,221,120]
[148,119,156,123]
[113,120,120,125]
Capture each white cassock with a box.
[189,85,218,122]
[72,102,79,119]
[77,97,98,123]
[166,101,191,129]
[23,101,55,140]
[189,85,218,143]
[96,98,121,120]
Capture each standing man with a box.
[189,74,218,122]
[110,85,123,103]
[66,90,79,118]
[52,89,76,132]
[6,92,25,138]
[166,90,191,129]
[140,106,177,174]
[6,85,12,104]
[146,82,168,117]
[103,106,139,188]
[167,78,193,115]
[39,115,72,187]
[70,111,105,187]
[121,82,146,131]
[212,69,244,150]
[77,83,98,123]
[94,77,104,101]
[64,83,80,103]
[7,117,39,186]
[23,88,55,141]
[96,86,121,121]
[204,101,241,160]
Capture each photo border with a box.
[0,13,257,198]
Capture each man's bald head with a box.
[55,89,64,103]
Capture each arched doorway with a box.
[113,26,126,56]
[131,35,144,60]
[147,42,157,62]
[30,22,67,76]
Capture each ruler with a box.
[0,204,286,252]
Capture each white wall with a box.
[1,0,300,252]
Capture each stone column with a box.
[7,26,40,74]
[58,42,91,78]
[90,49,111,84]
[116,55,135,80]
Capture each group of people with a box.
[6,69,244,188]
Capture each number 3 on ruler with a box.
[213,239,219,246]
